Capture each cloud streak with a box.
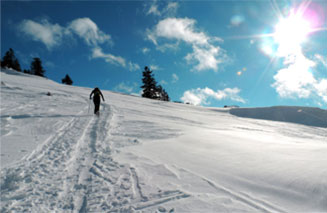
[181,87,245,106]
[19,17,138,71]
[19,17,112,49]
[19,19,67,49]
[141,47,150,54]
[114,82,138,94]
[92,47,140,72]
[147,17,227,72]
[172,73,179,83]
[146,1,179,17]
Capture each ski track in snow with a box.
[177,168,288,213]
[0,102,188,212]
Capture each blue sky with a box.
[2,0,327,108]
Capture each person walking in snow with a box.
[90,87,105,115]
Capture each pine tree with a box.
[30,58,45,77]
[62,74,73,85]
[141,66,157,99]
[13,59,21,72]
[141,66,170,101]
[1,48,21,71]
[162,88,170,101]
[1,48,14,68]
[156,85,163,100]
[23,69,31,74]
[156,85,170,101]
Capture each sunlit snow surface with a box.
[1,69,326,212]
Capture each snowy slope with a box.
[1,69,327,212]
[230,106,327,128]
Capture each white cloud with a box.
[141,47,150,54]
[114,82,137,94]
[160,80,168,85]
[18,17,139,72]
[92,47,126,67]
[147,17,227,72]
[149,64,161,71]
[181,90,205,106]
[172,73,179,83]
[315,54,327,68]
[128,62,141,72]
[315,79,327,103]
[155,42,180,52]
[149,18,209,45]
[166,2,179,11]
[269,10,327,104]
[68,18,112,46]
[272,52,327,103]
[114,82,141,96]
[181,87,245,106]
[165,2,179,15]
[146,1,179,17]
[147,2,161,16]
[19,19,66,49]
[18,18,112,49]
[92,47,139,72]
[272,54,316,98]
[185,45,224,71]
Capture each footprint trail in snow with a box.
[0,104,187,212]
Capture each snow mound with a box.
[230,106,327,128]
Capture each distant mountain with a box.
[230,106,327,128]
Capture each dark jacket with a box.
[90,88,105,105]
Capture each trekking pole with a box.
[88,98,91,114]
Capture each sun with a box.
[273,9,312,56]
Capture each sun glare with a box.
[273,10,312,56]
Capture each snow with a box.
[1,68,327,212]
[230,106,327,128]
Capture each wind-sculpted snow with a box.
[1,69,327,212]
[230,106,327,128]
